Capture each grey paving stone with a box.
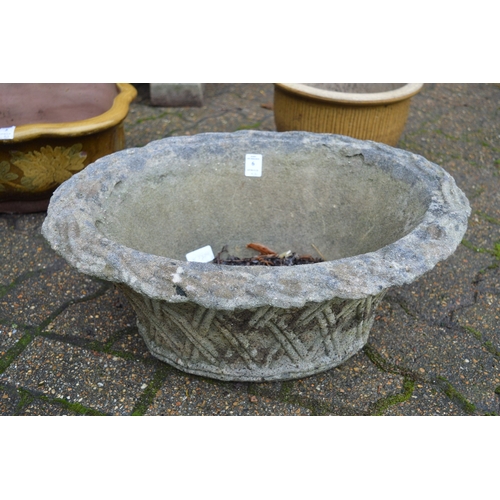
[283,351,405,415]
[18,399,81,416]
[146,371,311,416]
[0,337,155,415]
[0,323,24,356]
[109,327,156,361]
[0,262,103,326]
[386,245,492,326]
[369,294,500,414]
[0,213,59,285]
[384,383,471,416]
[0,387,20,414]
[45,286,136,343]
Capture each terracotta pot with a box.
[0,83,137,213]
[274,83,423,146]
[42,131,470,382]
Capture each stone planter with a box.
[42,131,470,381]
[274,83,424,146]
[0,83,137,213]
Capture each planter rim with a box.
[42,131,470,311]
[1,83,137,142]
[275,83,424,105]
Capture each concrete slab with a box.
[150,83,204,107]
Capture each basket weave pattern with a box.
[121,284,387,381]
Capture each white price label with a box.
[0,126,15,140]
[186,245,215,263]
[245,154,262,177]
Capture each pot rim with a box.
[42,131,470,310]
[2,83,137,142]
[275,83,424,105]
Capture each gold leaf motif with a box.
[9,144,87,193]
[0,160,19,192]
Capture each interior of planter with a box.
[303,83,405,94]
[0,83,119,127]
[98,144,432,263]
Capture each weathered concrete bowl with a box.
[42,131,470,381]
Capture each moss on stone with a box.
[131,365,171,416]
[40,394,105,415]
[436,376,476,414]
[0,331,34,374]
[371,378,415,416]
[483,341,500,357]
[476,211,500,225]
[464,326,483,340]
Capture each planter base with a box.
[121,285,386,381]
[0,197,50,214]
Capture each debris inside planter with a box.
[212,243,324,266]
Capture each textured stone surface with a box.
[122,285,386,381]
[42,131,470,310]
[0,336,155,415]
[41,130,470,380]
